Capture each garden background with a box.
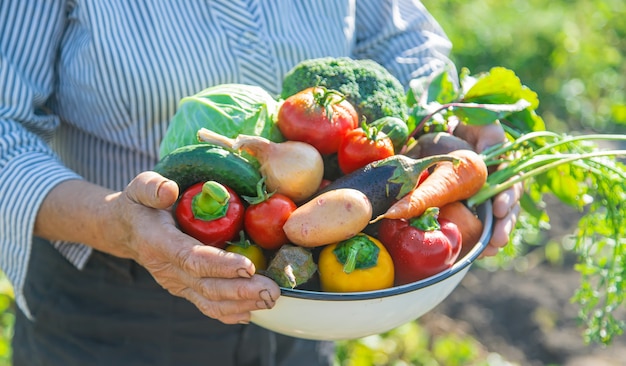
[1,0,625,365]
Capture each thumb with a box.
[475,123,506,153]
[125,171,179,209]
[454,122,506,153]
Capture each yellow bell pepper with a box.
[318,233,394,292]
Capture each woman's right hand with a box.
[110,171,281,324]
[35,171,280,325]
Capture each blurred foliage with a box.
[422,0,626,346]
[0,272,14,366]
[423,0,626,134]
[334,322,515,366]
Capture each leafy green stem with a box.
[467,149,626,207]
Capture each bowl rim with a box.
[279,201,493,301]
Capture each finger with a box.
[180,276,280,323]
[125,171,179,209]
[491,183,523,219]
[175,244,259,279]
[454,122,506,153]
[149,264,279,317]
[488,203,521,250]
[191,274,280,304]
[475,122,506,153]
[181,289,262,324]
[480,244,500,258]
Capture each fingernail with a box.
[156,179,173,197]
[238,320,250,325]
[237,268,252,278]
[155,180,168,198]
[259,289,275,308]
[259,289,275,302]
[156,180,177,200]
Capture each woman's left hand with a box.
[454,122,522,257]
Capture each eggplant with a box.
[313,154,457,219]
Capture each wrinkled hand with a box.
[454,122,522,256]
[107,171,280,324]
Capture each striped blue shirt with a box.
[0,0,453,316]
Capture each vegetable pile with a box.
[156,57,626,345]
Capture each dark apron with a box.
[12,238,334,366]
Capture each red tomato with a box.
[337,125,395,174]
[277,87,358,155]
[317,179,333,191]
[244,193,297,250]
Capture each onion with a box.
[197,128,324,202]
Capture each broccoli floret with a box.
[280,57,408,123]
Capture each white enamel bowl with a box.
[250,202,493,341]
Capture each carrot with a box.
[438,201,484,258]
[372,149,488,222]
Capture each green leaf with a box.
[518,192,549,224]
[458,67,475,92]
[463,67,540,109]
[543,165,587,207]
[407,69,459,106]
[406,76,427,107]
[502,108,547,134]
[453,99,532,126]
[406,102,446,134]
[425,70,459,105]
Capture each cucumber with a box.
[314,154,457,219]
[153,144,262,196]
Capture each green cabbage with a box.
[159,83,283,159]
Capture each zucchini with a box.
[314,154,457,219]
[153,144,262,196]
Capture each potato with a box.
[283,188,373,247]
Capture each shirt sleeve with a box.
[353,0,456,88]
[0,1,83,317]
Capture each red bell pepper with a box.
[175,180,245,249]
[378,207,462,285]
